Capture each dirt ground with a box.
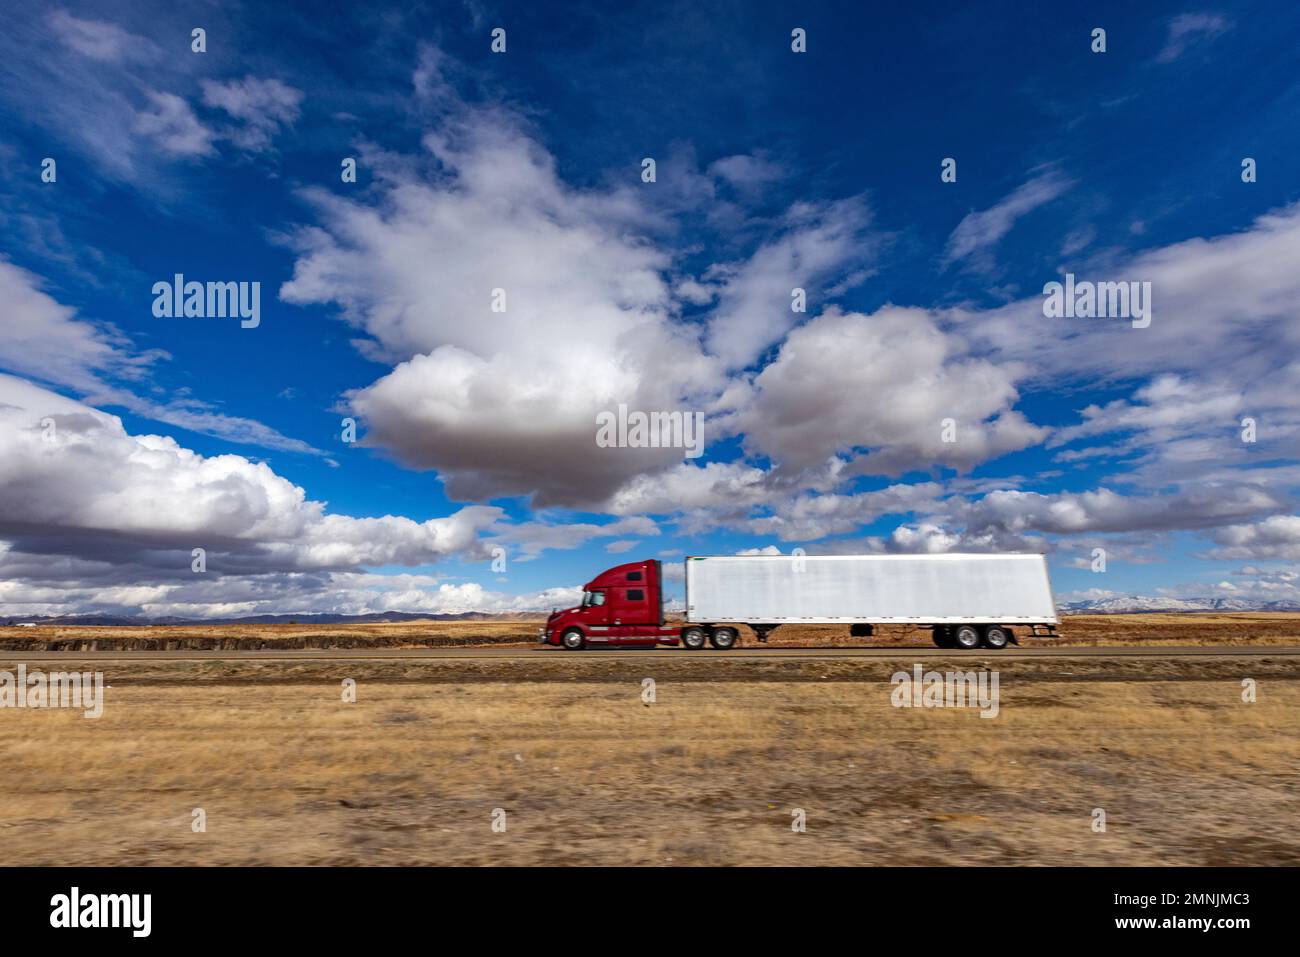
[5,612,1300,651]
[2,653,1297,865]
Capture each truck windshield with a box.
[582,590,606,607]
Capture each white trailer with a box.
[684,553,1058,649]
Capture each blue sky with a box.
[1,1,1298,617]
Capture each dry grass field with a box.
[0,617,541,651]
[6,611,1300,651]
[4,614,1297,865]
[2,652,1298,866]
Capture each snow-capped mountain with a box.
[1059,596,1300,614]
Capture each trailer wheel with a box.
[681,627,708,650]
[561,628,585,650]
[931,626,952,648]
[709,627,738,650]
[982,626,1010,649]
[953,625,981,650]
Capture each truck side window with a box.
[627,589,645,601]
[588,591,606,606]
[627,571,642,581]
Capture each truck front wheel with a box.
[561,629,585,650]
[682,627,708,650]
[709,627,738,650]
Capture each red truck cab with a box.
[540,559,681,648]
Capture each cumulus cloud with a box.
[1206,515,1300,560]
[704,198,877,370]
[956,485,1283,538]
[490,515,658,561]
[736,306,1046,475]
[8,32,1298,619]
[0,561,581,620]
[1041,374,1293,488]
[848,482,1288,559]
[741,482,945,542]
[604,461,774,515]
[1049,375,1243,450]
[735,545,782,556]
[0,376,500,580]
[275,46,1053,517]
[281,98,722,506]
[964,203,1300,388]
[883,523,968,553]
[956,202,1300,490]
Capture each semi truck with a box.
[540,553,1058,651]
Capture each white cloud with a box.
[741,482,945,542]
[604,461,773,515]
[1207,516,1300,560]
[281,104,722,506]
[201,76,304,152]
[48,9,158,63]
[943,170,1071,268]
[132,91,216,158]
[0,376,500,576]
[0,564,581,620]
[0,260,151,391]
[736,306,1046,475]
[850,481,1289,560]
[708,153,783,196]
[885,523,966,553]
[0,261,319,454]
[6,35,1298,620]
[958,203,1300,489]
[703,198,876,370]
[1,14,300,181]
[1156,13,1231,63]
[492,515,658,561]
[956,485,1283,537]
[964,203,1300,389]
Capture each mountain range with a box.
[1058,596,1300,614]
[5,599,1300,626]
